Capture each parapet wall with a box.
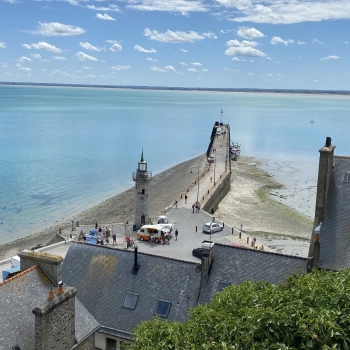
[202,172,231,214]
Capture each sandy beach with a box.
[0,154,316,260]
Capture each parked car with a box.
[202,222,223,233]
[192,248,206,259]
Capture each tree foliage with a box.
[127,269,350,349]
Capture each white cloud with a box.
[17,56,31,63]
[266,56,272,60]
[0,42,6,49]
[85,74,96,78]
[202,68,209,71]
[231,57,242,61]
[248,72,253,76]
[76,52,99,61]
[86,4,120,12]
[144,28,215,43]
[191,62,202,66]
[179,62,188,65]
[225,46,266,57]
[2,63,9,67]
[126,0,208,15]
[203,31,217,39]
[226,39,258,47]
[96,13,116,21]
[150,66,166,72]
[31,22,85,36]
[270,36,294,45]
[220,30,226,34]
[53,56,67,60]
[236,27,264,39]
[298,41,307,45]
[187,68,197,72]
[109,42,122,52]
[222,0,350,25]
[29,42,63,53]
[180,49,188,52]
[22,44,31,49]
[312,38,323,44]
[111,65,131,70]
[79,42,104,52]
[17,65,32,72]
[83,66,92,70]
[319,55,339,60]
[224,68,239,72]
[146,57,158,61]
[267,73,273,76]
[134,44,157,53]
[31,53,41,59]
[164,65,176,71]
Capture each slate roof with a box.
[319,156,350,270]
[0,265,99,350]
[62,242,201,338]
[198,243,307,304]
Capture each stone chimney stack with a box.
[32,283,77,350]
[18,250,63,285]
[308,137,335,260]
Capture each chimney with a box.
[18,250,63,285]
[200,241,214,281]
[131,247,140,275]
[32,285,77,350]
[308,137,335,259]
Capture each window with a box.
[155,299,172,318]
[123,292,139,310]
[218,280,231,292]
[344,172,350,182]
[142,189,145,194]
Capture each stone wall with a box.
[74,334,95,350]
[202,172,231,214]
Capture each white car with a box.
[202,222,223,234]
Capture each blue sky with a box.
[0,0,349,89]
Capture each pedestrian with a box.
[185,195,187,203]
[210,176,213,183]
[174,199,178,208]
[192,204,195,213]
[125,235,131,248]
[150,234,155,246]
[95,222,98,229]
[112,232,117,245]
[98,226,102,233]
[175,229,178,241]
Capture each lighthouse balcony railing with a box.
[133,171,152,181]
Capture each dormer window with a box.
[344,172,350,182]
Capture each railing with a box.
[132,171,152,181]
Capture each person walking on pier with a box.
[175,229,178,241]
[185,195,188,203]
[112,232,117,245]
[174,199,178,208]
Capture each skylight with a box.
[155,299,172,318]
[218,280,231,292]
[123,292,139,310]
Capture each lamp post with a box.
[190,166,200,204]
[213,155,216,186]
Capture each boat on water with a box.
[230,142,241,161]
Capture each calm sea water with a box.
[1,86,350,244]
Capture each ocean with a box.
[1,85,350,244]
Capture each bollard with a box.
[208,190,210,194]
[181,194,183,199]
[231,227,233,235]
[223,222,225,228]
[195,181,196,185]
[187,189,189,192]
[251,241,254,247]
[247,237,249,244]
[239,231,241,239]
[196,226,197,232]
[59,227,62,235]
[203,196,204,200]
[76,221,79,227]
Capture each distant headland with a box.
[1,81,350,96]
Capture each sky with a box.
[0,0,349,90]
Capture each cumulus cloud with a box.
[26,41,63,53]
[53,56,67,60]
[83,67,92,70]
[226,39,258,47]
[202,68,209,71]
[144,28,215,43]
[312,38,323,44]
[150,66,166,72]
[108,42,123,52]
[319,55,339,60]
[225,46,266,57]
[164,65,176,71]
[31,22,85,36]
[221,0,350,25]
[111,65,131,70]
[236,27,264,39]
[31,53,41,59]
[231,57,242,61]
[17,56,31,63]
[134,44,157,53]
[150,65,176,72]
[180,49,188,52]
[191,62,202,66]
[0,42,6,48]
[187,68,197,72]
[179,62,188,65]
[270,36,294,45]
[146,57,158,61]
[76,52,99,61]
[79,42,104,52]
[298,41,307,45]
[86,4,120,12]
[125,0,208,15]
[96,13,116,21]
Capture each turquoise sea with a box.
[1,85,350,244]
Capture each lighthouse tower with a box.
[132,150,152,229]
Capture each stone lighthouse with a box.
[132,150,152,229]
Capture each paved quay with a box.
[0,125,269,280]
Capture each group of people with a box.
[192,202,201,213]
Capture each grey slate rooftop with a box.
[0,264,99,350]
[62,242,202,338]
[319,156,350,270]
[198,243,307,304]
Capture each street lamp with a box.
[190,166,200,204]
[213,155,216,186]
